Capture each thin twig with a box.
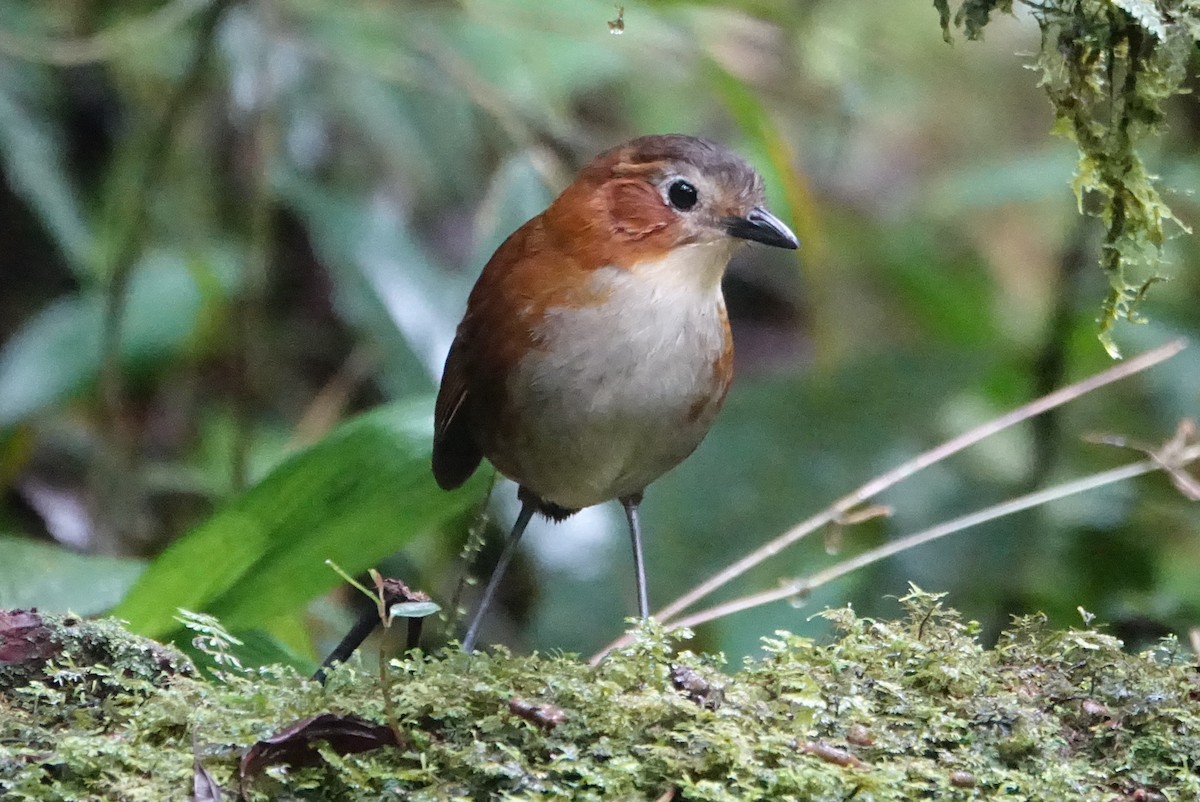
[652,338,1185,625]
[292,345,378,446]
[409,35,572,189]
[378,640,405,748]
[312,610,378,685]
[591,338,1186,661]
[444,470,498,640]
[662,449,1197,633]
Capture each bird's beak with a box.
[724,207,799,250]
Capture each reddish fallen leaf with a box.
[0,609,59,664]
[507,698,567,730]
[799,740,865,768]
[239,713,403,787]
[949,770,976,788]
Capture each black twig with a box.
[313,578,432,684]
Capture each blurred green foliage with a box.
[0,0,1197,666]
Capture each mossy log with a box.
[2,591,1198,801]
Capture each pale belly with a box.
[486,270,731,510]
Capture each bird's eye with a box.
[667,179,698,211]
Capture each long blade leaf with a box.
[113,398,485,636]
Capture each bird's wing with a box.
[431,214,553,491]
[432,337,482,490]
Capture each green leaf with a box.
[390,600,442,619]
[0,294,103,428]
[112,398,486,637]
[0,62,94,274]
[0,536,146,615]
[276,173,457,392]
[227,628,318,674]
[0,249,236,427]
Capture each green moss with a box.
[936,0,1199,355]
[2,591,1198,800]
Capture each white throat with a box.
[624,239,740,299]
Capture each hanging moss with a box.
[934,0,1199,356]
[2,590,1198,800]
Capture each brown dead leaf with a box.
[0,609,59,665]
[507,698,567,730]
[239,713,403,788]
[798,740,865,768]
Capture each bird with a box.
[433,133,798,651]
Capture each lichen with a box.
[2,591,1198,800]
[934,0,1199,356]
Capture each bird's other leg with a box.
[620,493,649,619]
[461,498,536,652]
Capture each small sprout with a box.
[508,698,567,730]
[175,610,244,673]
[1078,606,1096,625]
[314,576,435,683]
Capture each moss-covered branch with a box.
[935,0,1199,356]
[2,590,1198,800]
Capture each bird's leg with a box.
[461,499,536,652]
[620,493,649,619]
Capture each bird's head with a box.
[545,134,798,275]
